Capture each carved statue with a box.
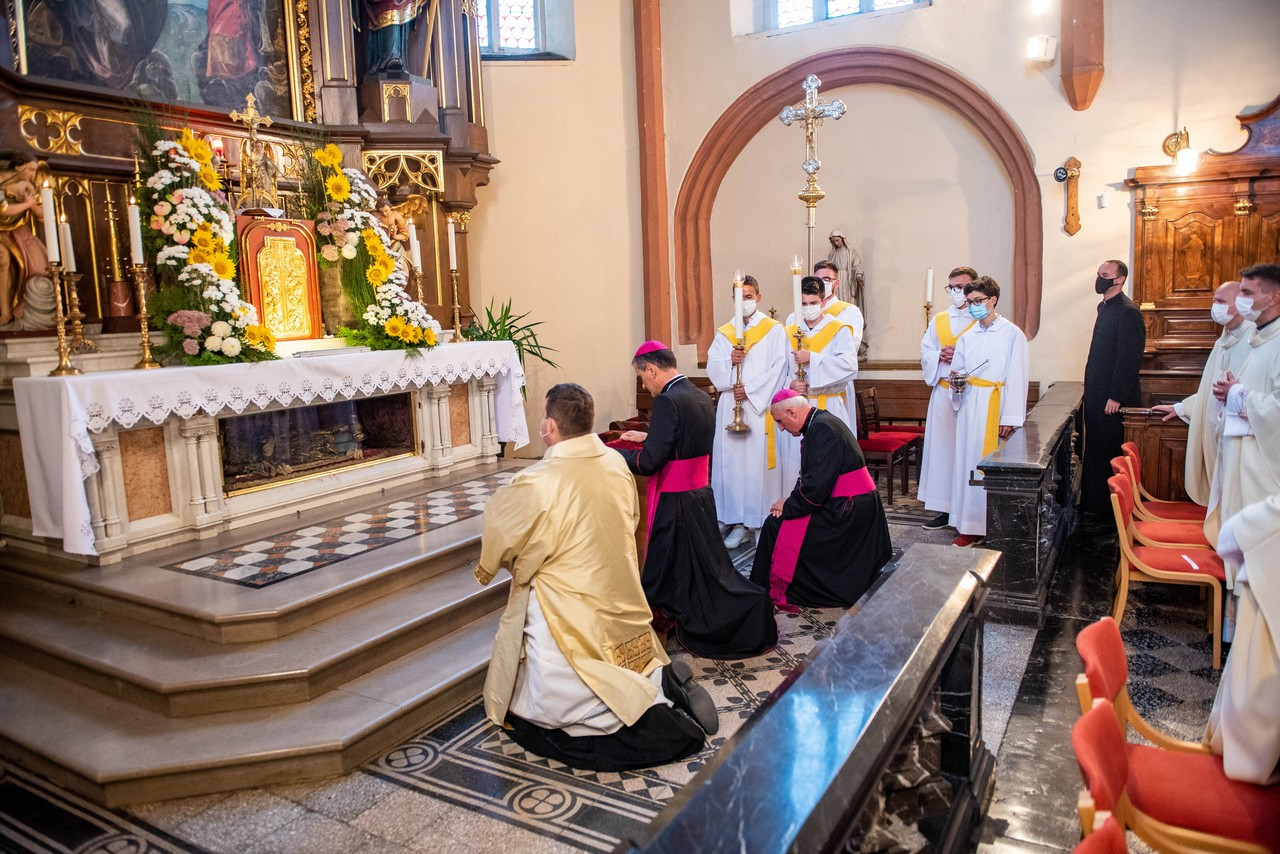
[374,197,411,274]
[827,229,866,355]
[357,0,439,76]
[239,139,281,212]
[0,153,56,332]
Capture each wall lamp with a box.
[1162,127,1198,175]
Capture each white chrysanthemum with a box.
[210,320,232,338]
[221,337,242,357]
[205,335,224,352]
[341,245,358,260]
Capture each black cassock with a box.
[619,376,777,659]
[1081,292,1146,513]
[750,409,892,608]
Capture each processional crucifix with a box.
[778,74,846,269]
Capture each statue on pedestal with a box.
[0,153,56,332]
[359,0,430,74]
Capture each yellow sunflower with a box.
[314,144,344,170]
[192,226,214,250]
[402,324,422,344]
[211,256,236,280]
[421,327,437,347]
[201,167,223,192]
[186,248,211,267]
[326,173,352,203]
[245,324,276,350]
[367,265,388,287]
[384,316,407,339]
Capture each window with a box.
[772,0,929,29]
[476,0,543,56]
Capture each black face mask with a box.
[1095,275,1117,295]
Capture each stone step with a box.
[0,561,508,717]
[0,608,502,807]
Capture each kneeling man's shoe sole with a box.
[665,659,719,735]
[923,513,949,529]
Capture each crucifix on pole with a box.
[778,74,846,270]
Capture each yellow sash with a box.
[965,376,1005,456]
[785,320,847,353]
[935,312,976,349]
[813,391,846,411]
[718,318,782,469]
[824,300,853,319]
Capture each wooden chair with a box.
[1107,474,1223,669]
[854,387,922,506]
[1109,460,1211,548]
[1073,699,1278,853]
[1119,442,1207,523]
[1072,816,1126,854]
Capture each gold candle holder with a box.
[449,268,466,342]
[409,265,424,304]
[793,328,808,384]
[726,343,751,434]
[46,261,80,377]
[923,300,933,331]
[63,272,97,353]
[131,263,161,370]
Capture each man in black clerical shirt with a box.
[1081,259,1146,515]
[617,341,777,660]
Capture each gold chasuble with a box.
[476,433,668,729]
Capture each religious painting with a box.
[16,0,302,120]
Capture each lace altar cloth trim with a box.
[12,342,528,556]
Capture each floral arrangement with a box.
[307,143,441,351]
[137,127,278,365]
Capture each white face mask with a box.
[1210,303,1233,326]
[1236,294,1261,322]
[741,299,757,318]
[948,288,967,308]
[801,304,823,322]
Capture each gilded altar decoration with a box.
[137,125,278,365]
[238,217,323,341]
[303,144,441,351]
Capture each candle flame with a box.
[60,213,66,223]
[129,196,137,205]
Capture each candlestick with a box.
[127,196,144,265]
[130,264,161,369]
[449,268,466,341]
[408,265,424,304]
[46,262,80,376]
[446,216,458,270]
[63,270,97,353]
[925,267,934,304]
[923,300,933,331]
[41,183,60,265]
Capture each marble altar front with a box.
[0,335,528,562]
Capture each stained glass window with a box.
[826,0,861,16]
[777,0,816,28]
[475,0,543,54]
[772,0,929,29]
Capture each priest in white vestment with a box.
[946,276,1030,547]
[1213,263,1280,584]
[778,276,859,490]
[1152,280,1254,540]
[917,266,979,530]
[707,276,789,549]
[1205,491,1280,784]
[476,383,715,770]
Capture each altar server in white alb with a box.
[946,276,1029,547]
[917,266,979,530]
[707,275,790,550]
[779,276,859,491]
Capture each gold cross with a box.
[230,94,273,144]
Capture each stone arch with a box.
[674,47,1042,357]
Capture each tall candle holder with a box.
[130,263,161,370]
[923,300,933,331]
[449,268,466,341]
[726,344,751,434]
[46,261,80,376]
[408,265,424,304]
[64,271,97,353]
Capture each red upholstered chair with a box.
[1072,816,1127,854]
[1119,442,1207,523]
[1107,474,1222,669]
[1109,461,1211,548]
[1073,700,1279,854]
[1075,617,1209,753]
[855,387,922,506]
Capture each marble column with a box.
[477,376,500,457]
[88,429,128,550]
[426,382,454,468]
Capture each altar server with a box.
[787,263,863,432]
[946,276,1029,547]
[778,277,859,488]
[707,275,789,549]
[477,383,715,771]
[1213,263,1280,582]
[750,390,891,609]
[618,342,778,659]
[917,266,979,530]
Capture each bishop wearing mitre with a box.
[707,274,790,550]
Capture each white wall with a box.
[469,3,644,456]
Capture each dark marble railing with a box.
[977,381,1083,625]
[617,543,1000,854]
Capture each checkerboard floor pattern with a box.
[164,471,520,588]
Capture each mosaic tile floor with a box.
[164,471,519,588]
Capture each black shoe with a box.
[922,512,949,529]
[662,659,719,735]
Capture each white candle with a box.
[447,217,458,270]
[59,218,76,273]
[926,267,935,304]
[733,277,744,340]
[127,196,144,265]
[408,219,423,272]
[791,255,803,329]
[40,183,60,265]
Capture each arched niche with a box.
[674,47,1042,358]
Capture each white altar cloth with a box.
[14,342,529,556]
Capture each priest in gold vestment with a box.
[476,383,714,770]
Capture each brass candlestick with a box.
[46,261,80,376]
[923,300,933,331]
[409,265,424,304]
[449,268,466,341]
[793,328,808,385]
[725,343,751,434]
[64,271,97,353]
[130,263,161,369]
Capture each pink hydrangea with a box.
[182,338,200,356]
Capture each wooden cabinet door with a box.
[1140,199,1242,308]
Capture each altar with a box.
[5,341,528,562]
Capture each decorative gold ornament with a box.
[294,0,318,123]
[1140,204,1159,221]
[46,262,80,376]
[258,236,311,338]
[131,264,161,370]
[361,151,444,194]
[18,106,85,155]
[380,82,412,122]
[451,210,471,231]
[1235,198,1255,217]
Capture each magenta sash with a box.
[769,467,877,611]
[645,456,711,539]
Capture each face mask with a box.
[539,419,552,443]
[948,289,967,308]
[968,303,990,321]
[1210,303,1233,326]
[801,304,823,322]
[741,299,757,318]
[1236,294,1263,322]
[1095,275,1117,295]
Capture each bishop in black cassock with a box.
[617,341,777,660]
[751,390,891,609]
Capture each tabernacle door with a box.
[237,216,323,341]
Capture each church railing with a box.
[618,543,999,854]
[976,381,1084,625]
